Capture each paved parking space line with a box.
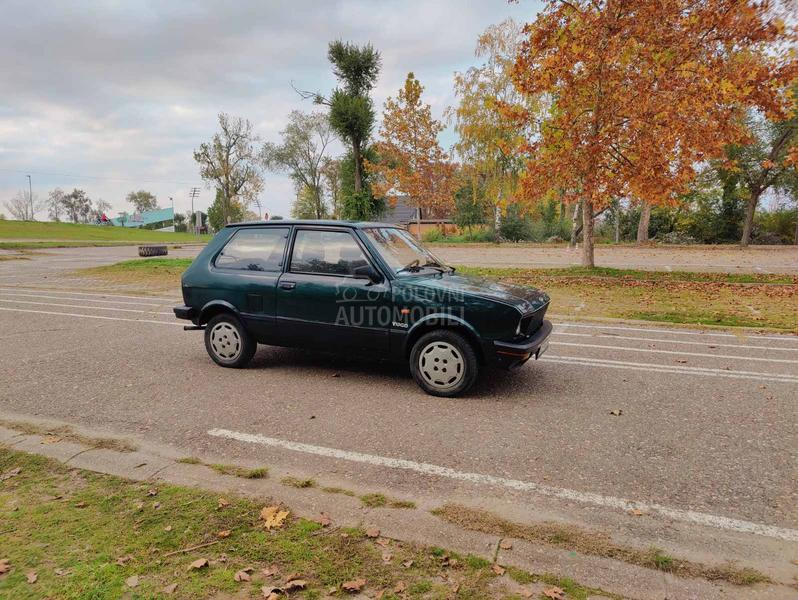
[556,331,798,352]
[0,292,167,307]
[207,427,798,542]
[0,298,174,315]
[543,356,798,384]
[0,286,180,302]
[0,306,182,326]
[554,321,798,344]
[552,341,798,364]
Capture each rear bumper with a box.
[173,305,196,321]
[492,320,553,369]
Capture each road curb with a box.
[1,422,789,600]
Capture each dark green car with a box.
[174,220,551,397]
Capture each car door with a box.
[211,226,290,342]
[275,227,392,354]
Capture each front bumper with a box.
[492,320,553,369]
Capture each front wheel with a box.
[204,313,256,368]
[410,330,479,397]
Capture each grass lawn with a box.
[79,259,798,331]
[0,220,210,247]
[0,447,605,599]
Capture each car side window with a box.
[290,229,369,276]
[214,228,289,272]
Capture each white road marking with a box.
[554,321,798,344]
[0,286,180,302]
[543,355,798,384]
[0,291,167,307]
[556,331,798,352]
[553,341,798,364]
[0,298,174,315]
[207,427,798,542]
[0,306,182,326]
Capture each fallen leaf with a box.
[26,571,37,584]
[153,502,161,510]
[451,583,461,593]
[187,558,208,571]
[147,489,158,496]
[491,564,505,576]
[163,582,178,594]
[261,565,279,577]
[394,581,407,593]
[366,528,380,538]
[164,525,172,532]
[74,501,87,508]
[314,512,332,527]
[283,572,302,583]
[0,467,21,481]
[54,568,72,577]
[543,586,566,599]
[115,555,133,566]
[234,570,251,582]
[630,508,645,516]
[42,436,61,444]
[260,505,289,530]
[375,537,390,547]
[285,579,306,591]
[125,575,140,588]
[342,578,366,592]
[261,587,281,600]
[499,539,513,550]
[217,553,228,563]
[217,497,230,509]
[0,559,10,575]
[217,530,231,538]
[382,552,393,563]
[609,409,623,416]
[675,359,688,364]
[401,560,414,568]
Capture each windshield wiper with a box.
[396,259,421,273]
[422,261,446,273]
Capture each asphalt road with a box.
[1,247,796,590]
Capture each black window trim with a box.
[212,226,291,275]
[286,226,385,280]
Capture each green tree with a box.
[262,111,332,219]
[126,190,158,213]
[338,147,384,220]
[453,180,488,234]
[499,205,532,241]
[291,184,328,219]
[207,189,246,231]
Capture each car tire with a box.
[204,313,256,368]
[410,330,479,397]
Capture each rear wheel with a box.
[204,313,256,368]
[410,330,479,397]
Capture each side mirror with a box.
[353,264,382,284]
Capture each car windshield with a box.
[363,227,449,274]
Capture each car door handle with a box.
[279,281,296,290]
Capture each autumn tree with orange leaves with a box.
[367,73,455,236]
[510,0,797,266]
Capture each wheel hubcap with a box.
[210,322,241,361]
[418,341,465,391]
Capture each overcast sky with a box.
[0,0,542,219]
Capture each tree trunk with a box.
[581,197,595,267]
[569,202,582,248]
[614,205,620,243]
[794,217,798,245]
[416,204,422,239]
[740,193,759,248]
[352,139,362,194]
[636,202,651,243]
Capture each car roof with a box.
[225,219,399,229]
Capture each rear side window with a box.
[290,229,369,276]
[215,228,289,272]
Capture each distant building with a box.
[382,194,458,238]
[112,207,175,232]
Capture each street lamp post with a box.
[26,175,32,220]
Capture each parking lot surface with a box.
[1,246,796,591]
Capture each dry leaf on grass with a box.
[164,525,172,532]
[261,505,289,530]
[401,560,414,568]
[163,582,178,594]
[261,587,281,600]
[543,586,566,599]
[375,537,390,547]
[630,508,645,516]
[0,467,21,481]
[394,581,407,593]
[366,528,380,538]
[125,575,139,588]
[234,569,252,582]
[314,512,332,527]
[491,564,505,576]
[382,552,393,563]
[42,436,61,444]
[187,558,209,571]
[54,568,72,577]
[284,579,306,591]
[217,530,231,538]
[115,555,133,566]
[26,571,37,584]
[147,488,158,496]
[609,409,623,416]
[217,497,230,509]
[74,501,87,508]
[0,559,10,575]
[342,578,366,592]
[262,565,279,577]
[499,539,513,550]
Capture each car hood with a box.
[400,272,550,313]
